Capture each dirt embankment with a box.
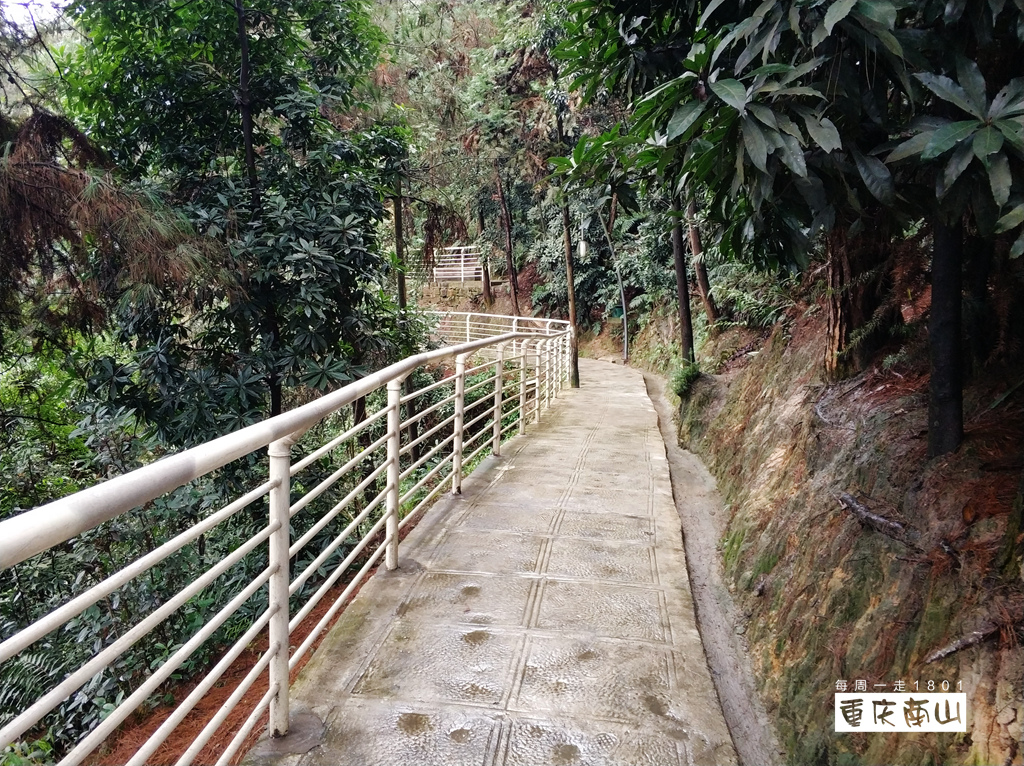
[674,317,1023,766]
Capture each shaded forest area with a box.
[2,0,1024,764]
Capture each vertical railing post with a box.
[385,377,404,570]
[513,316,519,334]
[518,339,527,435]
[533,339,542,424]
[452,353,467,494]
[492,343,505,456]
[465,313,471,342]
[267,433,297,738]
[544,338,553,409]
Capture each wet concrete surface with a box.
[245,359,737,766]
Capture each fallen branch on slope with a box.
[837,492,921,549]
[924,625,999,664]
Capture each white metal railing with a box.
[0,312,571,765]
[431,246,483,282]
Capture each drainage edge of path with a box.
[644,371,787,766]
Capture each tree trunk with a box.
[561,201,580,387]
[478,205,493,307]
[599,210,628,363]
[394,176,407,311]
[235,0,283,415]
[494,167,520,315]
[824,213,896,380]
[393,177,417,460]
[556,111,579,388]
[671,197,695,364]
[685,200,720,324]
[928,219,964,457]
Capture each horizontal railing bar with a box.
[288,462,389,559]
[63,566,275,766]
[398,418,456,465]
[501,417,521,435]
[288,484,388,598]
[127,605,276,766]
[290,406,389,477]
[288,543,386,670]
[463,359,495,376]
[399,373,455,404]
[289,510,389,631]
[0,522,279,749]
[463,372,498,397]
[214,681,277,766]
[461,421,493,451]
[463,436,494,467]
[0,331,562,570]
[399,452,454,505]
[399,390,458,430]
[289,428,390,517]
[0,479,275,666]
[176,644,279,766]
[399,476,451,531]
[463,403,497,432]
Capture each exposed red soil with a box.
[88,519,424,766]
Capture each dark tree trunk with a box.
[478,205,493,307]
[235,0,283,415]
[963,234,994,374]
[685,200,720,324]
[928,219,964,457]
[394,176,407,311]
[494,168,520,315]
[393,178,418,459]
[824,212,896,380]
[556,111,579,388]
[671,197,695,364]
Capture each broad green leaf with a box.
[667,101,705,141]
[1012,230,1024,258]
[922,121,980,159]
[776,113,804,140]
[811,21,828,48]
[988,78,1024,120]
[698,0,729,28]
[995,119,1024,151]
[851,14,903,55]
[749,103,779,130]
[956,58,989,116]
[825,0,858,33]
[941,141,975,195]
[710,79,748,111]
[777,132,808,176]
[855,0,897,27]
[972,126,1004,161]
[916,73,984,119]
[995,203,1024,233]
[772,85,825,98]
[801,113,842,152]
[988,152,1012,207]
[742,116,769,171]
[853,150,895,204]
[887,131,933,162]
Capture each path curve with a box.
[247,359,737,766]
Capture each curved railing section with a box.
[0,313,571,765]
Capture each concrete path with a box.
[248,359,737,766]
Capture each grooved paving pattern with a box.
[246,359,736,766]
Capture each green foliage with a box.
[671,361,701,398]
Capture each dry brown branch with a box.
[837,492,921,549]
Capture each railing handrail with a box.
[0,325,559,571]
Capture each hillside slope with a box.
[674,315,1023,766]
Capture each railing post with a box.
[518,339,527,435]
[533,339,542,424]
[452,353,468,494]
[385,377,404,570]
[513,316,519,334]
[543,338,552,409]
[492,343,504,456]
[267,433,297,738]
[465,313,471,342]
